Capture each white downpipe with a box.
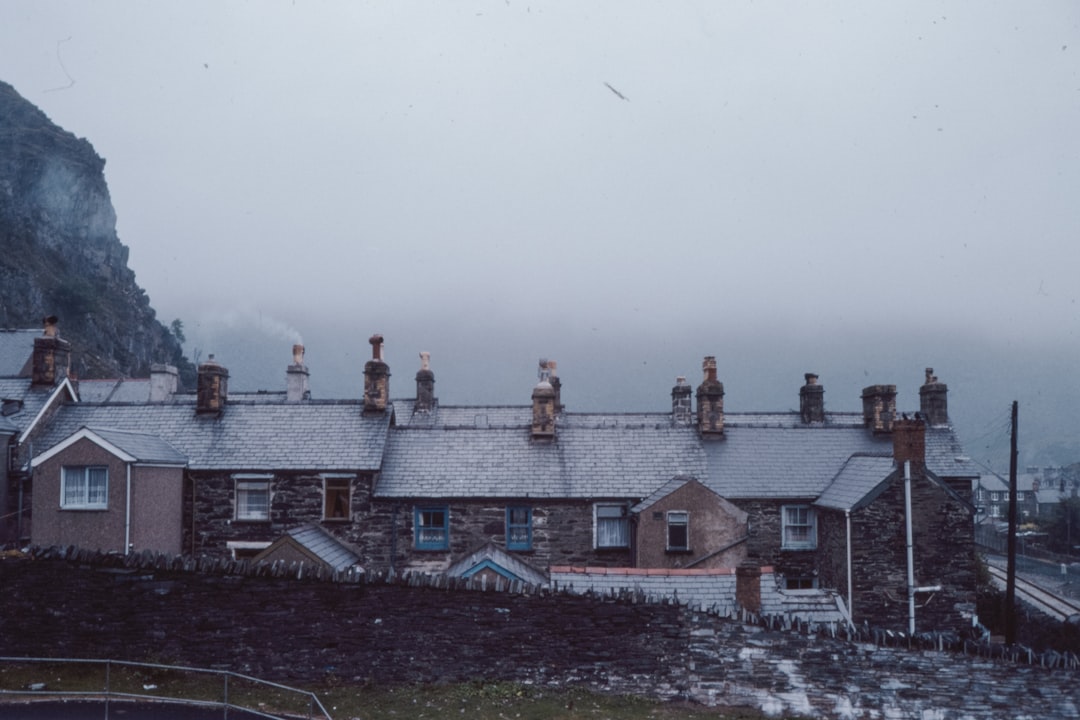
[846,510,854,627]
[905,460,915,634]
[124,464,132,555]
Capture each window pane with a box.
[667,511,689,550]
[88,467,108,505]
[598,518,628,547]
[237,481,269,520]
[63,468,85,505]
[416,507,448,549]
[668,524,688,549]
[324,479,350,519]
[507,506,532,550]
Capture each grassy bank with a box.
[0,661,783,719]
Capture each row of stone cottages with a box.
[0,318,980,630]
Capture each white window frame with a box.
[61,465,109,509]
[234,475,272,522]
[666,510,689,551]
[781,505,817,550]
[594,503,630,549]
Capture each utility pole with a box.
[1006,400,1019,645]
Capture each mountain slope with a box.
[0,79,193,385]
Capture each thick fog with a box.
[1,1,1078,469]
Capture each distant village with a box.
[3,316,1073,633]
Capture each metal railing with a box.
[0,657,332,720]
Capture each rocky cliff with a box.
[0,80,193,385]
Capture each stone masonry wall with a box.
[2,547,1079,718]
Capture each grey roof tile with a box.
[0,378,64,435]
[814,454,896,511]
[0,329,35,378]
[378,410,706,499]
[285,524,363,571]
[33,399,391,471]
[85,426,188,465]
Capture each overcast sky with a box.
[1,2,1078,464]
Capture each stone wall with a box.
[3,547,1080,719]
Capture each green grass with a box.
[0,662,787,719]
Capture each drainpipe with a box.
[390,503,399,574]
[125,464,132,555]
[905,460,915,634]
[845,509,853,628]
[17,441,31,541]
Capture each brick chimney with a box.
[286,344,310,402]
[861,384,896,434]
[892,417,926,470]
[415,351,435,413]
[363,334,390,414]
[799,373,825,424]
[696,356,725,438]
[672,376,692,426]
[919,367,948,426]
[31,315,71,387]
[196,354,229,415]
[531,359,556,440]
[149,364,179,402]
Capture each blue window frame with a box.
[414,506,449,550]
[506,506,532,550]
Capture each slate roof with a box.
[444,542,549,586]
[0,378,71,436]
[77,379,152,403]
[703,412,975,500]
[377,407,706,499]
[380,404,976,502]
[84,427,188,465]
[0,329,35,377]
[814,454,896,511]
[32,399,391,471]
[281,524,363,572]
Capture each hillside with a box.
[0,80,193,385]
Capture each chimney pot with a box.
[672,376,692,427]
[196,355,229,415]
[531,359,557,440]
[31,316,71,387]
[150,364,179,402]
[363,334,390,413]
[696,356,725,437]
[861,384,897,434]
[919,367,949,426]
[415,351,435,413]
[547,359,562,413]
[893,417,926,468]
[800,373,825,424]
[287,345,310,402]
